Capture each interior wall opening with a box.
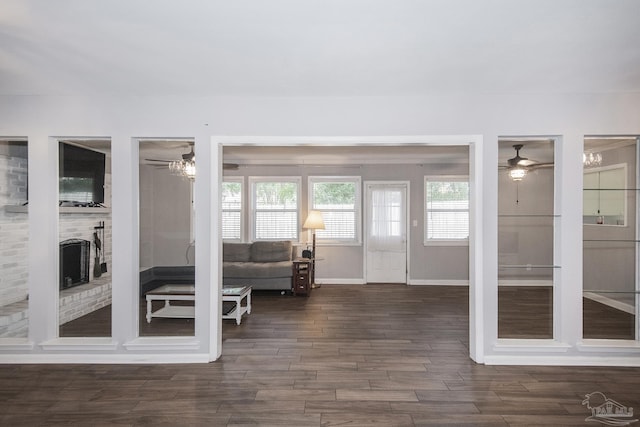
[220,141,472,353]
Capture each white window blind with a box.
[425,178,469,242]
[251,178,300,240]
[222,180,242,240]
[309,177,360,243]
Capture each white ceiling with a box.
[1,0,640,97]
[4,2,638,166]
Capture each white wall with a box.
[1,91,640,364]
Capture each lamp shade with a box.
[303,210,325,230]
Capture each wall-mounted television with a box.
[59,142,106,205]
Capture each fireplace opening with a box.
[60,239,90,290]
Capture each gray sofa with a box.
[223,241,295,291]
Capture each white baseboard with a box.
[317,279,469,286]
[498,280,553,287]
[316,278,366,285]
[408,279,469,286]
[0,353,210,364]
[484,354,640,367]
[583,292,635,315]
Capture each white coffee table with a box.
[145,284,252,325]
[146,284,195,323]
[222,286,252,325]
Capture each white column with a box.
[28,135,59,343]
[110,135,139,344]
[469,135,488,363]
[193,133,221,360]
[480,134,499,361]
[555,134,583,344]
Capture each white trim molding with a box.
[408,279,469,286]
[498,280,553,287]
[40,337,118,351]
[317,279,366,285]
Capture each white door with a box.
[365,182,408,283]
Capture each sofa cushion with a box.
[223,243,251,262]
[250,241,292,262]
[223,261,293,278]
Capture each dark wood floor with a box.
[498,286,635,340]
[4,284,640,426]
[498,286,553,339]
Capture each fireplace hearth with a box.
[60,239,90,290]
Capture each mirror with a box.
[498,139,555,339]
[0,139,29,339]
[58,139,112,337]
[583,137,637,340]
[139,140,195,336]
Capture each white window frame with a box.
[221,177,244,242]
[308,176,362,245]
[424,175,469,246]
[249,176,302,242]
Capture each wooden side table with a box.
[292,259,313,296]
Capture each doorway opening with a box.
[217,136,480,362]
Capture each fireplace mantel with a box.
[5,206,111,214]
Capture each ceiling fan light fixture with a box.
[583,152,602,168]
[169,158,196,180]
[509,167,527,181]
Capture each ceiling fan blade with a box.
[147,158,238,170]
[529,162,554,169]
[517,159,537,167]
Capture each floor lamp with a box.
[303,210,325,288]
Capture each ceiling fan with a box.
[501,144,553,181]
[145,144,239,171]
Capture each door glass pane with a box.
[58,139,112,337]
[498,139,555,339]
[139,140,195,336]
[366,184,407,284]
[583,137,638,340]
[368,187,405,251]
[0,139,29,338]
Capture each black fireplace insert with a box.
[60,239,90,290]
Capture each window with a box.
[309,177,361,244]
[425,176,469,244]
[222,178,243,240]
[250,177,301,241]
